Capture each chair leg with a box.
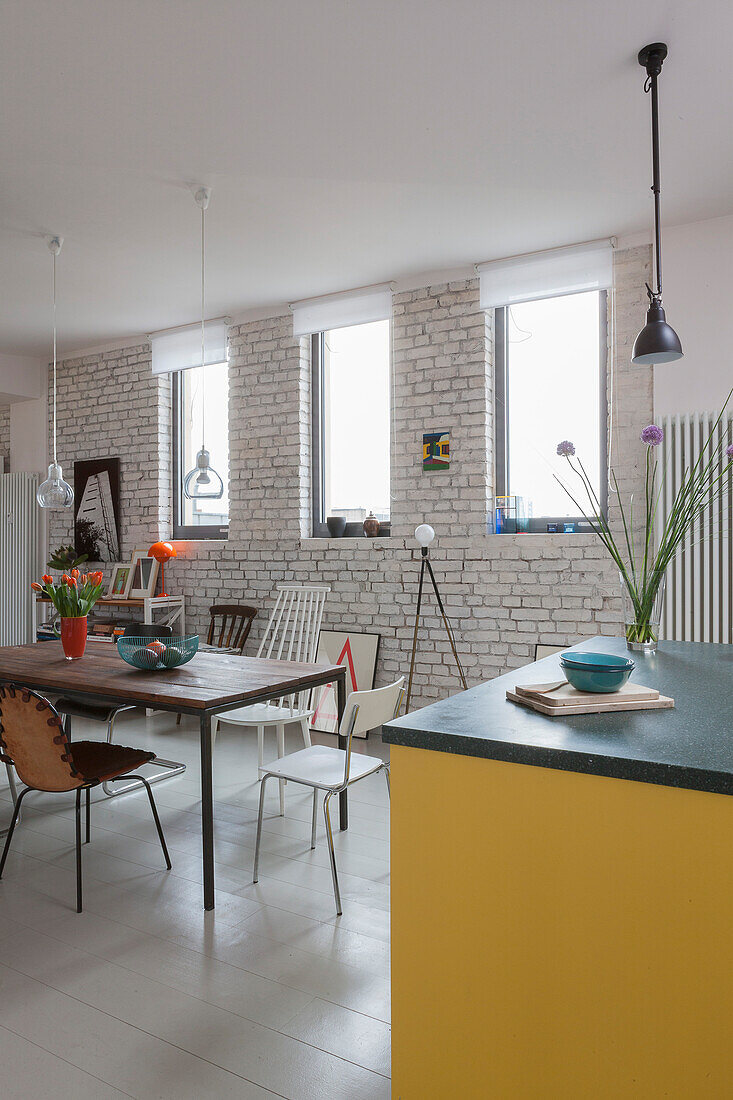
[383,764,390,798]
[257,726,265,770]
[0,787,30,878]
[130,775,171,869]
[300,717,312,748]
[75,788,83,913]
[85,786,91,843]
[176,713,182,726]
[311,788,318,849]
[253,774,270,883]
[323,791,342,916]
[276,725,286,817]
[5,763,18,806]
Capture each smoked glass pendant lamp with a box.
[37,236,74,510]
[183,188,224,501]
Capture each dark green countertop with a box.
[383,637,733,795]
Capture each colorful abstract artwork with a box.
[310,630,381,738]
[423,430,450,471]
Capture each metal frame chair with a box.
[0,684,171,912]
[55,622,186,797]
[253,677,404,914]
[214,585,330,815]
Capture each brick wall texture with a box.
[48,247,653,709]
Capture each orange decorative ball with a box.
[149,541,177,564]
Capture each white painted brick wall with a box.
[47,246,653,709]
[0,405,9,467]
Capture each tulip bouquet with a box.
[32,569,105,618]
[556,395,732,652]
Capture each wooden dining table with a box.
[0,641,347,910]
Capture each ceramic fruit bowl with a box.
[560,654,634,694]
[117,635,199,671]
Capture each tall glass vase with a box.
[620,572,666,655]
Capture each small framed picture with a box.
[107,562,132,599]
[128,550,160,598]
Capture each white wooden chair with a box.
[213,584,330,815]
[253,677,405,914]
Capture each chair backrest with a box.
[339,677,405,787]
[0,685,83,792]
[123,622,173,639]
[207,604,257,653]
[256,585,330,711]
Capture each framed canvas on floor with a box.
[310,629,380,737]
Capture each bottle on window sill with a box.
[363,512,380,537]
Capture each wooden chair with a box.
[175,604,258,725]
[254,677,405,914]
[214,584,329,815]
[0,684,171,912]
[207,604,258,653]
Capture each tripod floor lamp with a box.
[405,524,468,712]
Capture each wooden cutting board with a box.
[514,681,659,707]
[507,684,674,716]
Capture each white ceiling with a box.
[2,0,733,356]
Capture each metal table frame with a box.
[1,665,347,910]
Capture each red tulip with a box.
[31,581,42,591]
[71,568,80,579]
[42,574,53,584]
[63,574,77,588]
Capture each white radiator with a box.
[0,473,40,645]
[659,412,732,644]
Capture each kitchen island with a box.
[383,637,733,1098]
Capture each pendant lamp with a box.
[632,43,683,366]
[37,236,74,509]
[183,187,224,501]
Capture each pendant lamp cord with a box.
[644,71,663,299]
[52,247,57,466]
[200,201,206,451]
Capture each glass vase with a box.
[620,572,666,655]
[60,616,88,660]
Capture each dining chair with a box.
[56,622,186,796]
[253,676,404,915]
[175,603,258,724]
[214,584,330,815]
[0,684,171,912]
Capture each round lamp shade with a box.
[415,524,435,547]
[149,541,177,564]
[632,301,683,365]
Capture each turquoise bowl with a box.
[560,651,634,672]
[117,635,199,671]
[560,656,634,694]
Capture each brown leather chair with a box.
[0,684,171,912]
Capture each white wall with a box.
[655,214,733,416]
[0,352,44,403]
[10,397,47,475]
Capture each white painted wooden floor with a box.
[0,709,391,1099]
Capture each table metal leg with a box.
[336,671,348,831]
[200,713,215,910]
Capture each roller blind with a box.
[150,318,228,375]
[291,284,392,337]
[478,240,613,310]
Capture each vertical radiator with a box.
[659,412,732,644]
[0,473,40,645]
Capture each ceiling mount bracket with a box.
[193,187,211,211]
[638,42,668,77]
[46,236,63,256]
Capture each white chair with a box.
[213,584,330,815]
[253,677,405,915]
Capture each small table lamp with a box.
[406,524,468,712]
[149,541,177,597]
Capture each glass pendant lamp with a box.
[37,236,74,509]
[183,188,224,501]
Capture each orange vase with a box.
[60,616,88,660]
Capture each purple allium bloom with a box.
[641,424,664,447]
[556,440,575,457]
[727,443,733,459]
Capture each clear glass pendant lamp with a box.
[37,236,74,510]
[183,188,224,501]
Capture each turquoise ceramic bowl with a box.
[560,656,634,694]
[560,651,634,672]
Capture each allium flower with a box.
[641,424,664,447]
[726,443,733,459]
[556,440,575,457]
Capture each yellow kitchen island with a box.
[383,637,733,1099]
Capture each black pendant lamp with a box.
[632,43,683,366]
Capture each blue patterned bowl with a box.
[117,635,199,671]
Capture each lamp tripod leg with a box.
[405,557,426,713]
[424,557,468,690]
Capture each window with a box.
[172,362,230,538]
[311,319,391,536]
[494,290,607,531]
